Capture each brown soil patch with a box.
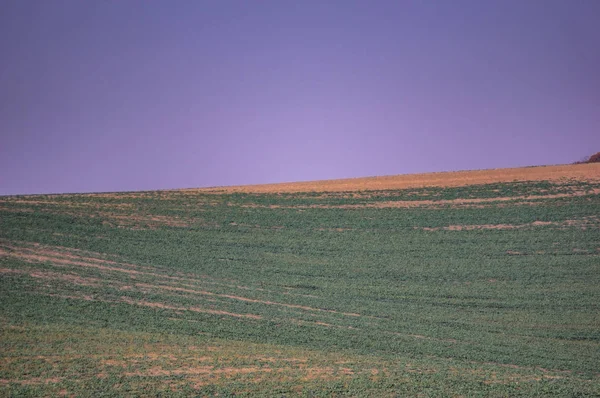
[98,213,189,228]
[256,357,308,363]
[0,241,151,269]
[389,331,458,344]
[418,217,600,231]
[120,297,262,319]
[287,318,341,329]
[0,267,24,275]
[0,197,190,228]
[301,366,335,381]
[0,206,35,213]
[124,366,279,378]
[1,241,306,303]
[101,359,130,367]
[237,189,600,210]
[43,293,96,301]
[28,271,102,286]
[33,293,263,320]
[0,246,146,276]
[0,377,63,386]
[0,243,211,286]
[135,283,362,318]
[1,242,364,321]
[70,193,154,200]
[315,228,353,232]
[0,199,133,210]
[192,164,600,194]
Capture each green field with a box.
[1,172,599,396]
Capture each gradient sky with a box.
[1,0,599,195]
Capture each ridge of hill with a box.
[1,163,599,396]
[196,163,600,194]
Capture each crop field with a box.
[1,163,599,396]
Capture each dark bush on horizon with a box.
[573,152,600,164]
[588,152,600,163]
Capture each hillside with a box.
[198,163,600,193]
[1,163,599,396]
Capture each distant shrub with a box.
[573,152,600,164]
[587,152,600,163]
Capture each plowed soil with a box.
[197,163,600,193]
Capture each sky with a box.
[1,0,599,195]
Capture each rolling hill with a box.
[1,163,599,396]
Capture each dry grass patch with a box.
[133,282,362,318]
[193,163,600,193]
[236,188,600,210]
[120,297,262,320]
[417,216,600,231]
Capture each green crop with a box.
[1,179,599,396]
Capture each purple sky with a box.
[1,1,599,195]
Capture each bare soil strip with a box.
[32,292,263,320]
[417,217,600,231]
[0,203,190,228]
[120,297,263,319]
[0,268,102,286]
[0,242,271,292]
[236,188,600,210]
[134,283,361,317]
[0,243,364,319]
[193,164,600,193]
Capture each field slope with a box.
[1,163,599,396]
